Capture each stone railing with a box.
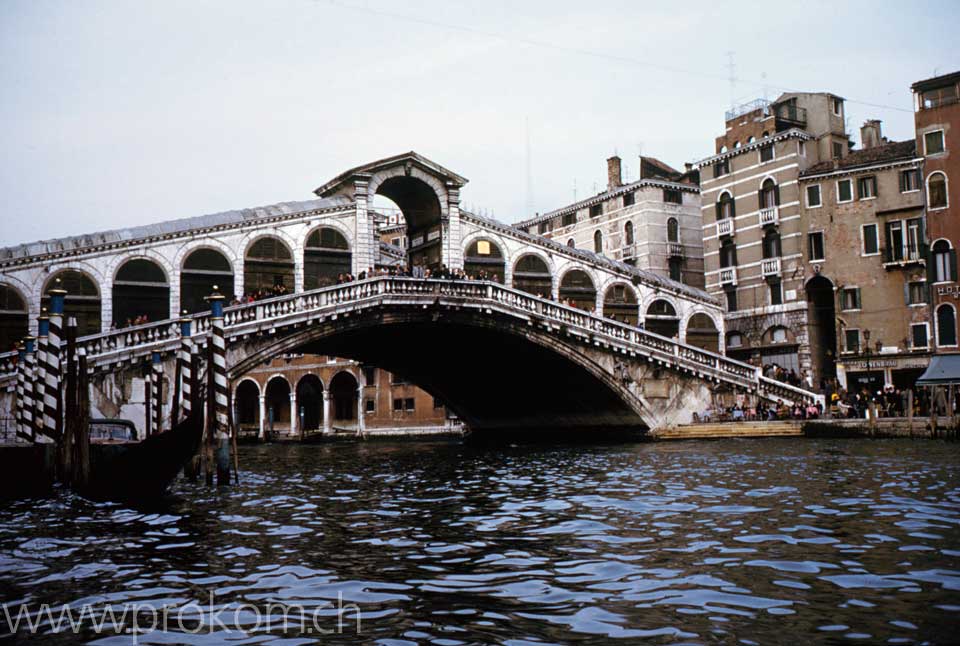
[759,206,779,227]
[0,277,817,404]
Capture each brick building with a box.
[515,155,703,288]
[798,123,930,392]
[694,92,850,378]
[913,72,960,352]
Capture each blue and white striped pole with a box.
[44,284,67,441]
[34,312,51,442]
[206,288,230,484]
[22,337,36,442]
[152,351,163,434]
[178,314,193,422]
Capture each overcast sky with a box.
[1,0,958,247]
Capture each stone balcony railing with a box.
[759,206,779,227]
[716,218,735,238]
[761,257,782,277]
[719,267,738,286]
[668,243,685,258]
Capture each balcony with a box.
[621,244,637,261]
[883,243,927,270]
[719,267,738,286]
[716,218,735,238]
[759,206,779,227]
[774,102,807,127]
[761,257,782,277]
[668,242,684,258]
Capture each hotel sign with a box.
[843,356,929,371]
[937,284,960,297]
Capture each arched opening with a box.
[716,191,735,220]
[304,227,351,290]
[42,270,101,336]
[685,313,719,353]
[593,230,603,254]
[112,259,169,327]
[0,284,28,351]
[806,275,837,384]
[296,374,324,431]
[624,221,634,246]
[762,229,781,258]
[234,380,260,432]
[928,172,948,209]
[932,239,955,282]
[264,376,291,431]
[937,304,957,347]
[761,325,799,376]
[567,238,575,248]
[245,237,294,298]
[602,283,638,326]
[559,269,596,311]
[329,371,358,423]
[645,299,679,338]
[376,176,443,271]
[464,239,505,281]
[760,178,779,209]
[181,248,234,314]
[667,217,679,243]
[719,239,738,268]
[512,254,552,298]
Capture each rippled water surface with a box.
[1,439,959,644]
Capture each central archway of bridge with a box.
[376,176,443,270]
[231,312,648,435]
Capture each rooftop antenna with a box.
[761,71,769,103]
[725,50,736,111]
[573,178,577,202]
[525,116,534,219]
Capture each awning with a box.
[916,354,960,386]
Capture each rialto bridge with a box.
[0,152,816,434]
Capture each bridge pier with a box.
[323,389,332,435]
[289,392,297,438]
[258,394,266,440]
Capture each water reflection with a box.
[0,439,957,644]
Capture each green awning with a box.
[916,354,960,386]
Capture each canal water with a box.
[0,439,958,644]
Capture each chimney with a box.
[860,120,882,149]
[607,155,622,190]
[684,162,693,172]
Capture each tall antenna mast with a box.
[726,50,736,111]
[525,116,534,218]
[761,71,769,103]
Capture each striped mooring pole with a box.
[152,351,163,434]
[178,314,193,423]
[22,337,36,442]
[206,287,230,485]
[34,311,50,442]
[44,284,67,442]
[14,342,27,441]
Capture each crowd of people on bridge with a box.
[697,399,824,423]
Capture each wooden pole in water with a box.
[152,351,163,434]
[226,386,240,484]
[205,287,230,486]
[76,351,91,489]
[907,388,914,437]
[144,365,152,440]
[63,316,78,484]
[204,338,215,485]
[184,346,201,481]
[44,283,67,444]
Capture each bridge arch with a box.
[111,257,171,326]
[243,234,296,298]
[601,281,639,326]
[179,246,236,314]
[684,311,721,353]
[264,374,292,431]
[303,225,352,289]
[295,373,325,431]
[463,235,506,281]
[511,252,554,298]
[559,267,598,311]
[233,378,261,430]
[0,283,29,350]
[42,268,102,336]
[644,298,680,339]
[329,370,358,423]
[368,167,447,271]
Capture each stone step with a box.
[655,422,804,440]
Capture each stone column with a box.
[354,177,374,274]
[322,389,332,435]
[289,392,298,437]
[258,394,266,440]
[445,184,464,270]
[357,384,366,435]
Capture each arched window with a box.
[719,145,727,153]
[602,283,638,326]
[464,238,505,281]
[113,259,169,326]
[937,303,957,347]
[719,239,738,268]
[686,312,719,352]
[762,229,781,259]
[760,178,779,209]
[567,238,575,248]
[761,131,770,138]
[234,380,260,429]
[733,141,740,149]
[716,191,735,220]
[667,217,679,243]
[42,270,101,336]
[181,248,234,314]
[747,136,755,144]
[245,237,294,297]
[559,270,596,311]
[594,230,603,253]
[933,240,956,283]
[512,254,552,297]
[304,227,351,290]
[928,172,948,209]
[0,284,28,350]
[624,221,634,246]
[645,299,679,338]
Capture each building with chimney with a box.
[913,71,960,354]
[798,121,929,393]
[693,92,850,379]
[514,155,703,288]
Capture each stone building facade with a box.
[913,71,960,353]
[694,92,850,378]
[798,125,930,392]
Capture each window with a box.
[667,217,679,243]
[799,141,807,157]
[769,280,783,306]
[832,97,842,116]
[733,141,740,149]
[762,230,781,259]
[390,237,401,247]
[886,218,924,262]
[669,258,683,282]
[433,397,443,410]
[716,192,735,220]
[363,366,376,385]
[663,188,682,204]
[538,222,549,234]
[861,223,879,255]
[900,169,921,192]
[837,179,853,203]
[392,398,402,412]
[392,398,416,412]
[714,159,730,178]
[911,323,929,350]
[808,231,825,261]
[841,287,861,311]
[567,238,575,248]
[770,327,788,344]
[719,240,737,268]
[365,399,376,413]
[747,136,755,144]
[937,304,957,347]
[589,204,602,218]
[845,328,860,353]
[806,184,822,208]
[928,172,948,209]
[624,221,634,246]
[857,175,877,200]
[562,212,577,227]
[594,230,603,253]
[623,192,635,207]
[759,178,778,208]
[405,397,415,411]
[907,281,927,305]
[832,142,844,159]
[759,143,774,163]
[725,287,737,312]
[924,130,945,155]
[727,332,743,348]
[921,85,959,109]
[932,240,956,283]
[391,372,410,385]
